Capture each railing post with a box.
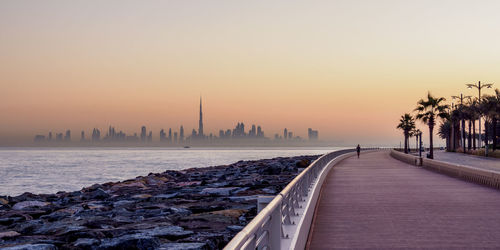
[269,199,282,250]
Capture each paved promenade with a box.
[433,150,500,172]
[307,151,500,249]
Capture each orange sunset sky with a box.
[1,0,500,146]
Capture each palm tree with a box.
[462,102,474,152]
[413,128,422,153]
[397,113,415,154]
[467,98,480,150]
[450,108,461,151]
[438,120,451,151]
[481,89,500,152]
[414,92,449,159]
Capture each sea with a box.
[0,147,342,196]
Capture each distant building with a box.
[64,130,71,142]
[168,128,172,142]
[92,128,101,142]
[48,132,52,141]
[249,125,256,137]
[56,133,63,142]
[160,129,166,141]
[81,131,85,141]
[147,131,152,142]
[34,135,46,142]
[180,126,184,142]
[141,126,147,142]
[284,128,288,139]
[288,132,293,139]
[174,132,178,143]
[233,122,245,137]
[308,128,319,141]
[257,126,264,138]
[198,97,204,138]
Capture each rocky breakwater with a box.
[0,155,319,249]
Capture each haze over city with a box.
[2,0,500,146]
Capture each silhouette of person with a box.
[356,144,361,158]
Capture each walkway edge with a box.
[390,149,500,189]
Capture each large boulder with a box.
[200,187,238,196]
[1,244,57,250]
[12,201,50,211]
[96,234,160,250]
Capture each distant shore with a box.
[0,155,319,249]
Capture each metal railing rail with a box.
[224,148,378,250]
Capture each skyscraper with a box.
[198,97,204,138]
[141,126,146,142]
[180,125,184,142]
[64,130,71,142]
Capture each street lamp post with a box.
[466,81,493,150]
[452,93,471,153]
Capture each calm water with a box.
[0,147,341,196]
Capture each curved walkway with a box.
[307,151,500,249]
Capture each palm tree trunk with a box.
[485,120,489,156]
[462,119,466,153]
[451,121,455,151]
[468,120,472,152]
[493,118,498,151]
[473,119,476,150]
[404,132,408,154]
[429,125,434,159]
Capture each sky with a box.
[1,0,500,146]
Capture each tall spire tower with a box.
[198,96,204,138]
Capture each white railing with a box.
[224,149,361,250]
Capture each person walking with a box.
[356,144,361,158]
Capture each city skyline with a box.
[29,98,321,146]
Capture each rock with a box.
[153,193,178,200]
[97,234,160,249]
[0,231,20,239]
[83,188,110,200]
[228,196,258,202]
[33,221,86,235]
[85,201,110,211]
[73,238,100,248]
[296,159,310,168]
[113,200,135,207]
[210,209,247,218]
[13,220,44,234]
[1,244,57,250]
[159,242,208,250]
[12,201,50,210]
[140,226,193,240]
[132,194,152,199]
[168,207,191,216]
[0,198,8,205]
[261,187,276,194]
[200,187,239,196]
[111,181,147,191]
[226,225,244,232]
[177,181,201,187]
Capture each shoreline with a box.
[0,155,319,249]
